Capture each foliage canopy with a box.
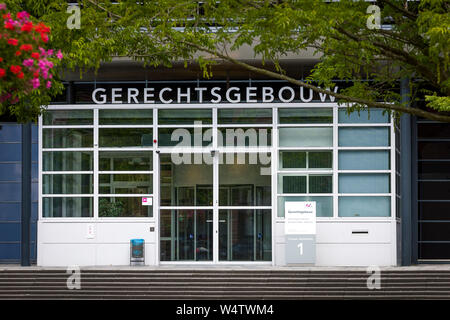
[3,0,450,122]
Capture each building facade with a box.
[2,61,449,267]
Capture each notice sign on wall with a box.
[285,201,316,235]
[285,201,316,265]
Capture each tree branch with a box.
[378,0,418,21]
[179,39,450,122]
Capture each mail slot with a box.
[130,239,145,266]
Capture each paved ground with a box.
[1,264,450,271]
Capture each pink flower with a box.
[16,11,30,20]
[31,78,40,89]
[46,81,51,89]
[56,50,63,60]
[46,49,53,56]
[23,59,34,68]
[0,4,6,10]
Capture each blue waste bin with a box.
[130,239,145,266]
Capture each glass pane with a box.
[280,151,306,169]
[339,173,390,193]
[339,150,390,170]
[338,109,389,123]
[338,127,390,147]
[43,151,93,171]
[99,128,153,147]
[158,109,212,125]
[219,153,271,206]
[43,128,93,148]
[420,222,450,241]
[279,127,333,147]
[309,152,332,169]
[218,127,271,147]
[99,174,152,194]
[419,243,450,260]
[160,210,213,261]
[278,174,306,194]
[309,175,332,193]
[99,197,152,217]
[99,109,153,125]
[43,110,93,125]
[338,196,390,217]
[256,186,271,206]
[43,197,93,217]
[218,108,272,124]
[99,151,153,171]
[43,174,93,194]
[158,128,212,147]
[277,196,333,217]
[418,141,450,160]
[279,108,332,124]
[418,123,450,139]
[419,181,450,200]
[176,187,195,206]
[219,209,271,261]
[196,185,213,206]
[160,154,213,206]
[419,161,450,180]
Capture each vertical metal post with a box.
[21,122,32,266]
[400,78,412,266]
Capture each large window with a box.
[277,108,334,217]
[337,108,392,217]
[41,108,153,218]
[42,109,94,217]
[41,105,394,223]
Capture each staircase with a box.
[1,269,450,299]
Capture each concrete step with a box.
[1,269,450,299]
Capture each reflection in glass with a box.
[219,153,271,206]
[99,174,152,194]
[279,127,333,147]
[279,151,332,169]
[43,174,93,194]
[338,196,390,217]
[158,128,212,147]
[160,210,213,261]
[339,173,390,193]
[159,154,213,206]
[43,110,93,125]
[279,175,306,194]
[158,109,212,125]
[338,127,390,147]
[219,209,271,261]
[99,109,152,125]
[43,151,93,171]
[99,197,153,217]
[338,108,389,124]
[280,151,306,169]
[218,127,271,147]
[309,175,332,193]
[218,108,272,124]
[279,108,332,124]
[338,150,390,170]
[99,151,153,171]
[43,197,93,217]
[43,128,93,148]
[99,128,153,147]
[309,152,332,168]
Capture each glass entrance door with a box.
[159,151,272,263]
